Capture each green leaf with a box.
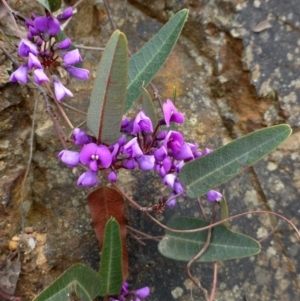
[37,0,62,12]
[142,87,158,127]
[125,9,188,112]
[220,195,230,228]
[158,216,261,262]
[99,218,123,296]
[179,124,292,198]
[87,30,128,144]
[33,263,102,301]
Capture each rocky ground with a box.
[1,0,300,300]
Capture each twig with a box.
[186,202,218,300]
[1,0,22,39]
[127,226,161,242]
[258,223,280,243]
[197,197,207,220]
[61,102,87,115]
[102,0,117,31]
[209,262,218,301]
[144,210,300,238]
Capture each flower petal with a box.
[77,171,98,187]
[58,150,80,167]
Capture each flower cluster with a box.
[10,8,89,101]
[58,99,222,204]
[110,282,150,301]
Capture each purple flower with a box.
[163,131,184,153]
[63,49,82,65]
[167,193,177,207]
[80,143,112,170]
[58,150,80,167]
[18,39,37,57]
[154,146,167,162]
[34,68,50,84]
[53,76,73,101]
[10,64,28,84]
[28,53,42,69]
[121,118,134,134]
[206,190,222,202]
[108,171,117,182]
[203,148,213,155]
[162,99,184,127]
[54,38,72,50]
[164,173,176,188]
[33,16,60,38]
[65,66,89,80]
[172,143,194,160]
[124,138,143,158]
[132,111,153,134]
[135,286,150,299]
[123,158,136,169]
[137,155,155,171]
[77,171,98,186]
[72,128,93,146]
[58,7,73,20]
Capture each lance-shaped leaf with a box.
[87,186,128,280]
[87,30,128,145]
[125,9,188,112]
[142,87,158,127]
[33,263,102,301]
[179,124,292,198]
[158,217,260,262]
[99,218,123,296]
[37,0,62,12]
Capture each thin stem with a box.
[127,226,161,242]
[209,262,218,301]
[145,209,300,238]
[186,202,218,301]
[61,102,87,115]
[44,82,74,130]
[1,0,22,39]
[197,197,207,220]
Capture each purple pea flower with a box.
[34,68,50,84]
[121,118,134,134]
[132,111,153,134]
[58,7,73,20]
[137,155,155,171]
[163,131,184,153]
[164,173,176,188]
[108,171,117,182]
[58,150,80,167]
[33,16,60,38]
[10,64,28,84]
[124,137,143,158]
[53,76,73,101]
[162,99,184,127]
[77,170,98,187]
[63,49,82,65]
[206,190,222,202]
[54,38,72,50]
[135,286,150,299]
[72,128,93,146]
[28,53,42,69]
[123,158,136,169]
[80,143,112,171]
[172,143,194,160]
[65,66,89,80]
[18,39,37,57]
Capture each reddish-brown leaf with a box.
[87,186,128,280]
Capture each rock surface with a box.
[0,0,300,300]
